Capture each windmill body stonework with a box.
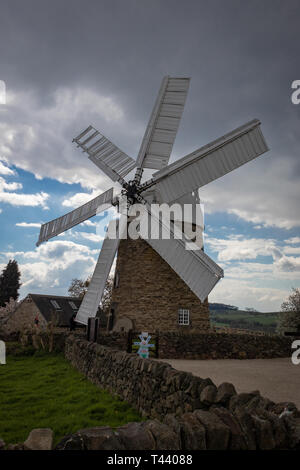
[110,236,211,333]
[36,76,269,332]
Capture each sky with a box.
[0,0,299,312]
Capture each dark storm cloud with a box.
[0,0,299,222]
[1,0,299,112]
[1,0,299,310]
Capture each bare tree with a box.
[277,288,300,335]
[100,276,113,315]
[68,275,113,314]
[0,297,19,321]
[68,277,91,299]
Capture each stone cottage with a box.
[5,294,82,332]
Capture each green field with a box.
[210,309,278,333]
[0,347,142,446]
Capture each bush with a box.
[277,288,300,335]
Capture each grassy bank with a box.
[210,310,278,333]
[0,348,142,446]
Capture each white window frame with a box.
[68,301,78,310]
[50,300,61,310]
[178,308,190,325]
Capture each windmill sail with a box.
[75,218,126,325]
[73,126,136,183]
[136,76,190,171]
[151,119,268,203]
[36,188,114,246]
[138,203,223,301]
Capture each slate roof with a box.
[29,293,82,327]
[28,293,108,327]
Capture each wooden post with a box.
[127,329,132,353]
[155,329,159,358]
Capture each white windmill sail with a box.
[73,126,136,183]
[136,76,190,171]
[36,188,114,246]
[33,75,270,327]
[150,119,268,203]
[137,203,223,301]
[75,217,126,325]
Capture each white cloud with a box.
[224,260,300,281]
[284,237,300,244]
[209,278,289,312]
[0,176,22,191]
[200,156,300,230]
[1,240,99,298]
[0,173,49,209]
[62,190,101,208]
[206,235,278,262]
[16,222,42,228]
[76,232,104,243]
[0,86,139,192]
[81,220,98,227]
[283,245,300,255]
[275,255,300,272]
[206,234,300,272]
[0,190,49,209]
[205,232,300,310]
[0,160,15,176]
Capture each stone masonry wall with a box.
[157,331,292,359]
[64,336,300,450]
[4,298,47,333]
[97,331,292,359]
[5,332,298,450]
[111,237,210,332]
[97,331,129,351]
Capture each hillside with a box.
[209,303,278,334]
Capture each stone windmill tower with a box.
[36,76,269,332]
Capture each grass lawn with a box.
[0,349,143,446]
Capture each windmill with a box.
[36,76,269,327]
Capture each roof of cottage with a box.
[26,293,107,327]
[28,293,82,326]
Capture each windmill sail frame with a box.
[35,76,270,326]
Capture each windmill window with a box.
[68,301,78,310]
[50,300,61,310]
[178,308,190,325]
[114,271,120,288]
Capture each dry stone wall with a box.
[97,330,292,359]
[64,336,300,450]
[2,333,299,450]
[157,331,292,359]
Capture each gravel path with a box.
[161,358,300,408]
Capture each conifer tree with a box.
[0,260,21,307]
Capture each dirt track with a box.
[161,358,300,408]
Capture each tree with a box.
[68,277,91,299]
[277,288,300,335]
[68,275,113,314]
[0,260,21,307]
[101,276,113,315]
[0,297,19,322]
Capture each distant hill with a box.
[209,303,279,333]
[209,302,239,311]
